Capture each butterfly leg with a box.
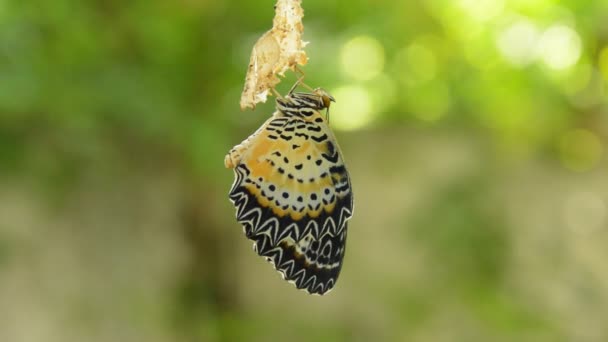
[294,65,306,80]
[292,66,315,93]
[288,75,306,95]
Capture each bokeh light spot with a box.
[396,43,437,85]
[459,0,504,22]
[537,25,582,70]
[331,85,374,131]
[564,191,607,234]
[340,36,385,81]
[497,19,540,67]
[559,129,603,172]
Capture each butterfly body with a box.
[226,89,353,295]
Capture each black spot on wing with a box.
[327,141,335,155]
[269,120,287,127]
[295,132,309,139]
[321,141,339,163]
[311,134,328,143]
[329,165,346,174]
[322,151,339,163]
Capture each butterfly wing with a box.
[226,111,353,295]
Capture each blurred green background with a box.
[1,0,608,341]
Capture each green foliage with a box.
[410,175,509,289]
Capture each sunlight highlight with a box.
[459,0,504,22]
[331,85,374,131]
[340,36,385,81]
[497,19,540,67]
[537,25,582,70]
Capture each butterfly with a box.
[225,83,354,295]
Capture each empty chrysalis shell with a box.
[240,0,308,110]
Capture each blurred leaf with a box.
[409,175,509,289]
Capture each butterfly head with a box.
[312,88,335,109]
